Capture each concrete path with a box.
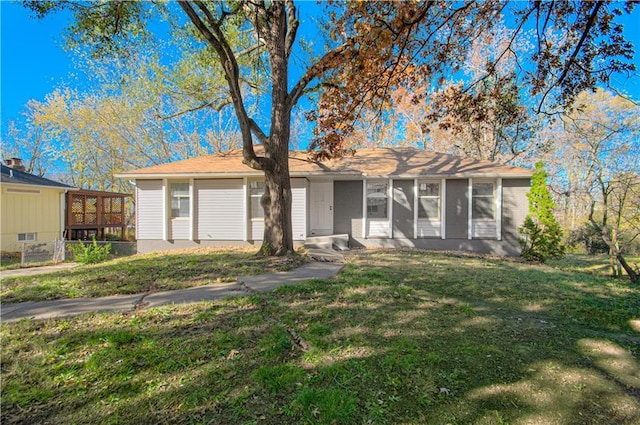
[0,262,344,323]
[1,262,79,278]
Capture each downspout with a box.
[61,189,68,241]
[128,180,137,242]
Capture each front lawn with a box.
[1,249,639,424]
[0,247,307,303]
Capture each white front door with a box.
[310,181,333,236]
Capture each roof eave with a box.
[389,172,533,179]
[115,172,264,179]
[1,181,78,191]
[116,171,532,180]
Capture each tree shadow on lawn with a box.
[2,251,639,424]
[1,248,305,302]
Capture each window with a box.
[170,182,190,218]
[17,233,36,242]
[472,182,494,220]
[418,181,440,219]
[367,182,388,219]
[249,181,265,219]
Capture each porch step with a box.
[306,248,345,263]
[304,234,350,251]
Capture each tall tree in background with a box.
[428,74,537,163]
[424,19,541,164]
[26,0,637,255]
[311,1,635,157]
[8,45,242,191]
[1,110,54,177]
[544,90,640,282]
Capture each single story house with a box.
[1,159,76,253]
[116,147,533,255]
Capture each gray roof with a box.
[0,165,75,189]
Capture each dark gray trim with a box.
[349,237,521,256]
[1,165,75,189]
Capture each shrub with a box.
[567,223,610,254]
[71,238,111,264]
[519,162,565,262]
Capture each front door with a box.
[310,181,333,236]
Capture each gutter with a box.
[0,182,79,191]
[114,171,533,180]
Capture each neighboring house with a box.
[0,159,76,253]
[116,147,533,255]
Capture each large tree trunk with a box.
[180,0,298,256]
[593,221,639,284]
[260,152,293,255]
[589,200,639,284]
[614,251,639,284]
[260,140,294,256]
[257,2,295,256]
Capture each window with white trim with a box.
[249,181,265,219]
[367,182,388,219]
[472,182,495,220]
[418,181,440,220]
[17,232,36,242]
[170,182,190,218]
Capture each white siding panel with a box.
[417,220,441,238]
[291,179,307,240]
[368,220,389,237]
[171,219,190,240]
[473,221,497,239]
[196,179,244,240]
[137,180,164,240]
[251,220,264,241]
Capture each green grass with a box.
[0,247,307,303]
[1,249,639,424]
[0,257,23,270]
[551,253,640,278]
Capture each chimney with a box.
[4,158,26,172]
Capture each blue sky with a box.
[1,1,640,139]
[1,1,75,127]
[0,1,325,135]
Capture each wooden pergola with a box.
[65,189,130,241]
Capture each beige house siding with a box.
[1,184,66,252]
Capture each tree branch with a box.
[288,41,353,108]
[178,0,271,171]
[249,118,268,145]
[160,99,232,120]
[536,1,605,112]
[284,0,298,58]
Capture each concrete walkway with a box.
[0,262,344,323]
[1,262,79,278]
